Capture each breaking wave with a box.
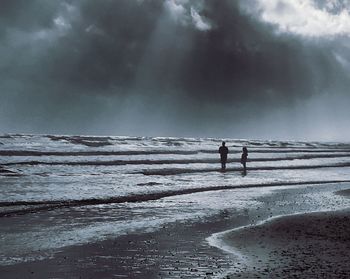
[139,163,350,175]
[3,153,350,166]
[1,180,350,217]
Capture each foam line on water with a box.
[206,208,350,273]
[3,153,350,166]
[139,163,350,175]
[1,148,350,157]
[0,150,199,156]
[1,180,350,217]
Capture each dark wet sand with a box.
[224,208,350,278]
[0,212,247,279]
[1,186,350,279]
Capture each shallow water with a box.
[0,134,350,266]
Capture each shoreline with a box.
[1,183,350,278]
[0,211,249,279]
[208,189,350,278]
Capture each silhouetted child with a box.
[241,147,248,175]
[219,141,229,171]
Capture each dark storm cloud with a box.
[50,1,341,99]
[45,0,163,89]
[0,0,59,32]
[182,2,328,104]
[0,0,349,139]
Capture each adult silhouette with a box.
[219,141,229,170]
[241,147,248,175]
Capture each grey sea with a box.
[1,134,350,278]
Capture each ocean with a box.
[1,134,350,268]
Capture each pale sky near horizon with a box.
[1,0,350,140]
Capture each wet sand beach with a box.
[220,189,350,278]
[1,184,350,278]
[2,135,350,279]
[0,211,246,279]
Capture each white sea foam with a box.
[0,134,350,266]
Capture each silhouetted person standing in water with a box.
[241,147,248,175]
[219,141,229,171]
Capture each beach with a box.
[0,210,240,279]
[221,210,350,278]
[3,0,350,277]
[207,189,350,279]
[1,183,350,278]
[1,135,350,278]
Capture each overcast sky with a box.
[1,0,350,140]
